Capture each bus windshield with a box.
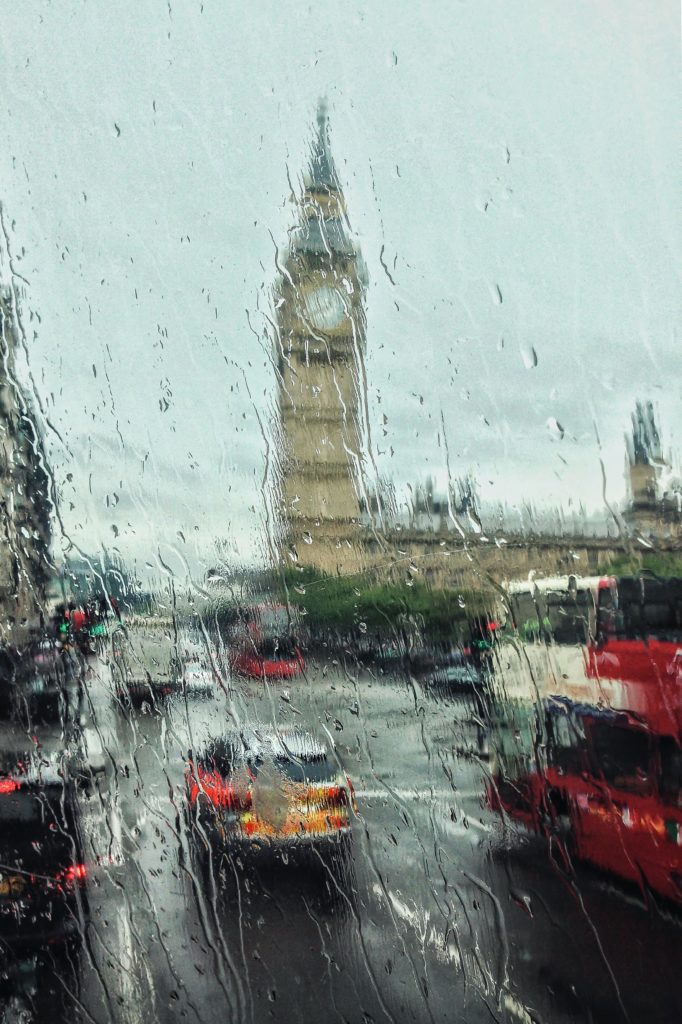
[597,577,682,643]
[509,580,595,645]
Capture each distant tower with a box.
[627,400,662,508]
[274,103,368,574]
[0,288,51,636]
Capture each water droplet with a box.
[520,345,538,369]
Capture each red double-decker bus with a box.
[588,575,682,700]
[489,574,682,905]
[229,604,305,680]
[490,693,682,904]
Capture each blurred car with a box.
[230,636,305,680]
[227,604,305,679]
[231,640,305,680]
[176,629,206,661]
[0,701,106,797]
[429,663,484,690]
[0,640,83,725]
[180,658,218,697]
[109,626,182,708]
[0,752,88,947]
[427,649,487,692]
[185,728,356,867]
[174,630,221,697]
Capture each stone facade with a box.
[0,288,51,638]
[623,400,682,541]
[355,529,644,590]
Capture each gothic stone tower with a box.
[624,400,682,539]
[275,104,368,575]
[0,288,51,637]
[628,400,661,509]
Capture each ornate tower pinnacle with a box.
[308,98,338,191]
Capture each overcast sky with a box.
[0,0,678,581]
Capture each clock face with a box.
[303,285,346,330]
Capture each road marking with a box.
[374,886,530,1019]
[457,816,493,833]
[502,993,535,1024]
[355,787,481,802]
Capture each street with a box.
[6,634,680,1024]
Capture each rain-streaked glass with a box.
[0,3,679,1022]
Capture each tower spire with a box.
[295,101,353,257]
[307,97,339,192]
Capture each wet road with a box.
[4,641,682,1024]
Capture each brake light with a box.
[324,786,347,806]
[188,768,252,810]
[54,863,87,889]
[0,779,19,794]
[64,863,87,883]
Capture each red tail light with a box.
[189,767,252,810]
[60,864,87,885]
[0,779,19,794]
[324,786,348,806]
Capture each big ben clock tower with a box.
[274,102,368,575]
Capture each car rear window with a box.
[259,638,298,659]
[198,744,334,784]
[265,756,335,784]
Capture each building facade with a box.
[0,288,51,637]
[624,400,682,541]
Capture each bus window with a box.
[546,709,586,775]
[511,585,593,645]
[607,577,682,643]
[588,722,652,796]
[545,590,592,645]
[659,737,682,808]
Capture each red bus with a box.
[229,604,305,680]
[587,575,682,736]
[490,693,682,904]
[489,574,682,905]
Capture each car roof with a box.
[202,727,329,763]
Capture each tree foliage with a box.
[279,567,487,641]
[603,552,682,578]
